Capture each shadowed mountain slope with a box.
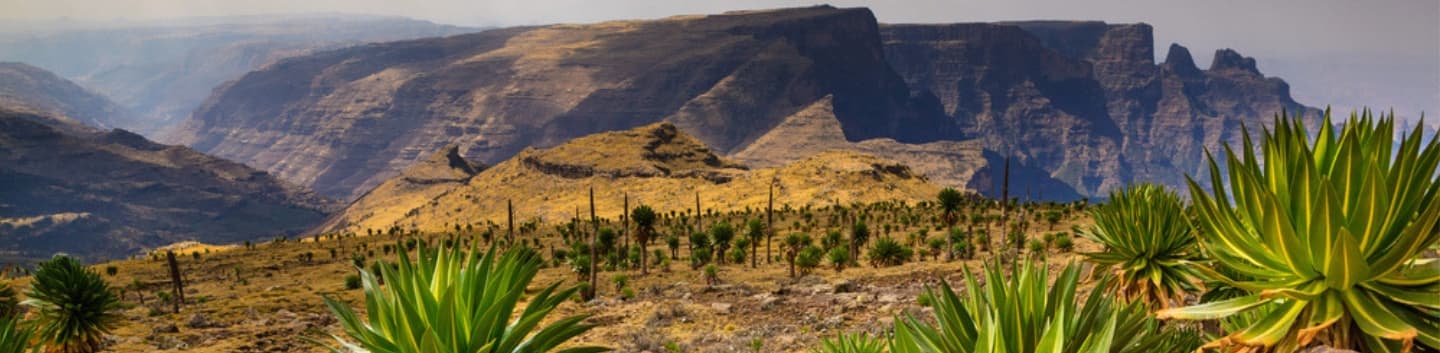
[0,107,335,263]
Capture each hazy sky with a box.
[4,0,1438,120]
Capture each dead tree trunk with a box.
[587,187,599,300]
[765,181,774,266]
[507,199,515,246]
[165,251,185,313]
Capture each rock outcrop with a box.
[0,108,335,263]
[880,21,1320,196]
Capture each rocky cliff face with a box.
[0,107,335,263]
[881,21,1320,196]
[171,7,1320,202]
[168,6,951,200]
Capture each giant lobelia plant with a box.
[317,244,608,353]
[889,259,1200,353]
[1079,183,1203,309]
[1158,110,1440,352]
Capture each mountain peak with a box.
[1210,48,1260,74]
[1163,43,1201,76]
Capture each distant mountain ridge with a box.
[0,62,135,131]
[0,106,336,263]
[0,15,477,135]
[166,6,1320,201]
[0,65,336,262]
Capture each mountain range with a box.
[1,5,1337,260]
[166,6,1318,202]
[0,65,336,263]
[0,14,476,135]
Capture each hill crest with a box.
[321,123,939,233]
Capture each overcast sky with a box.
[4,0,1438,121]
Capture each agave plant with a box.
[23,255,120,353]
[1158,111,1440,352]
[318,244,608,353]
[813,333,888,353]
[890,259,1199,353]
[1079,183,1202,309]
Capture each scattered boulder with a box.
[152,324,179,334]
[711,302,733,315]
[186,313,212,328]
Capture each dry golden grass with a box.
[1,200,1098,353]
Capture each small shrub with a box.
[728,246,747,264]
[343,275,362,290]
[796,245,823,275]
[821,230,844,251]
[867,237,911,267]
[612,274,629,292]
[825,247,850,272]
[703,265,719,286]
[104,266,118,276]
[926,237,946,261]
[1053,236,1074,252]
[574,282,592,303]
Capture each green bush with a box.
[1053,236,1074,252]
[866,237,911,267]
[611,274,628,292]
[1027,239,1045,255]
[822,230,844,251]
[826,247,851,273]
[728,246,747,264]
[704,264,719,286]
[796,246,823,275]
[343,275,362,290]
